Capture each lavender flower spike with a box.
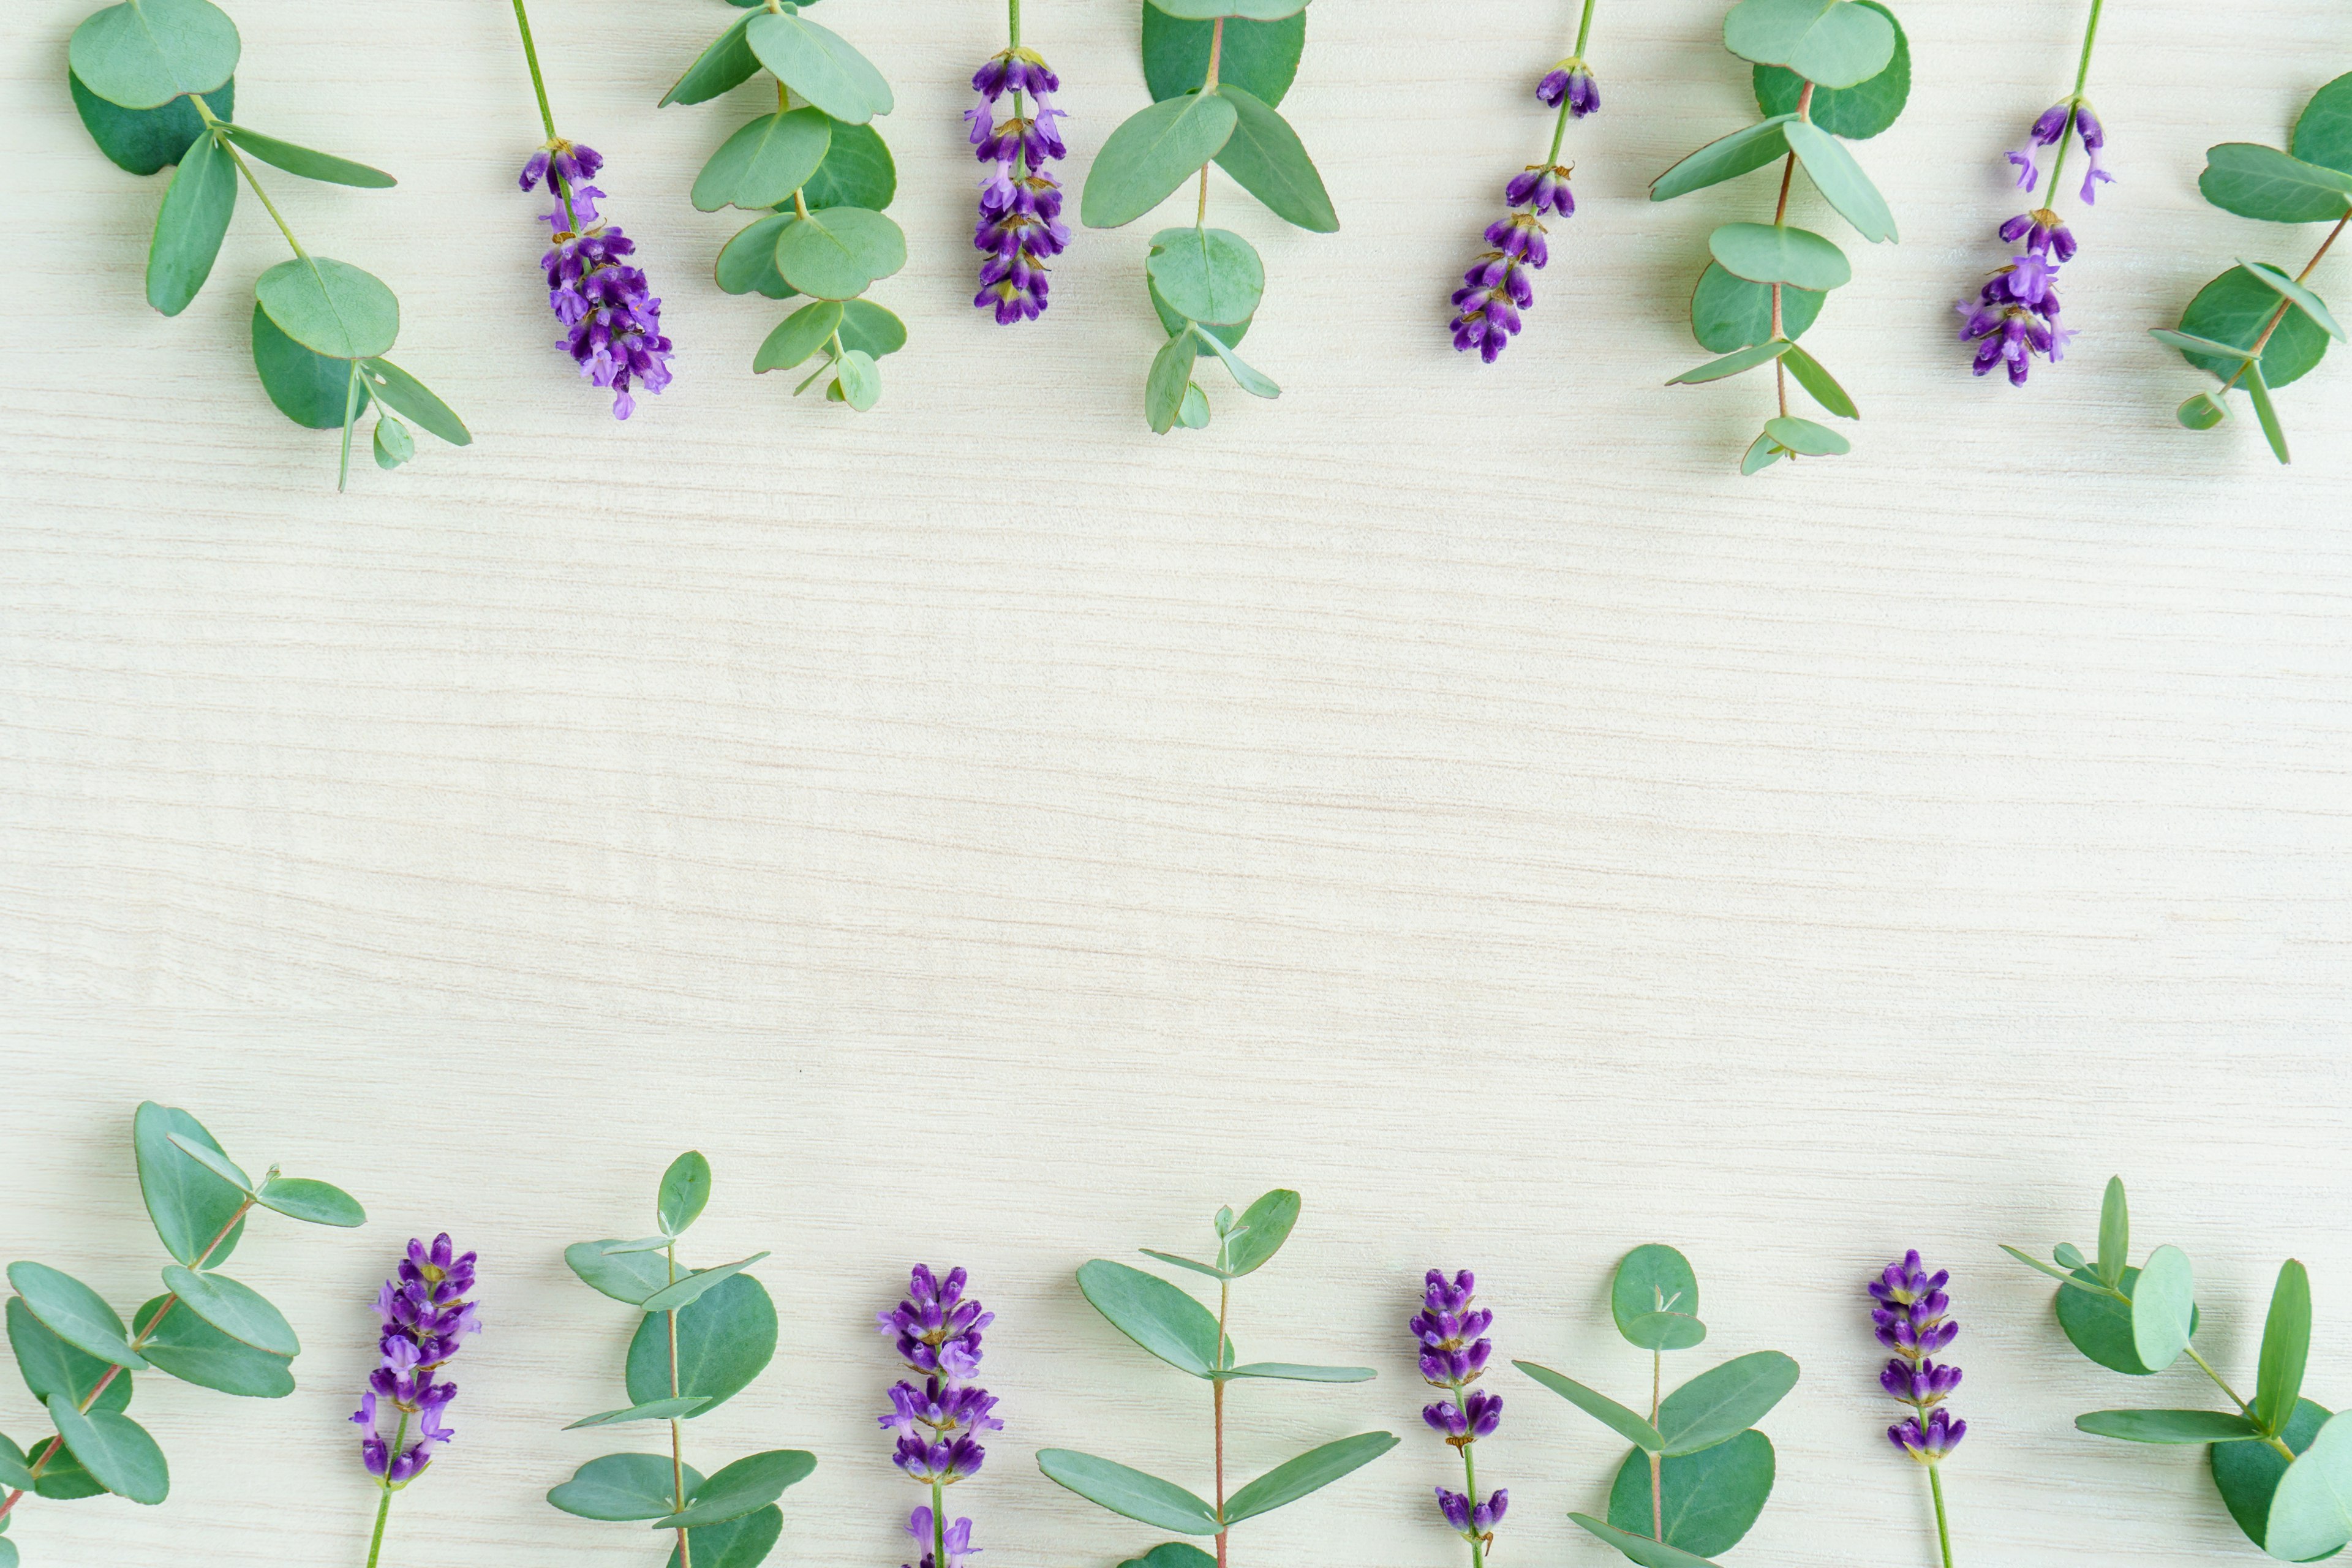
[354,1234,481,1568]
[1415,1270,1506,1567]
[970,36,1069,325]
[1872,1250,1963,1568]
[883,1267,997,1568]
[522,149,674,418]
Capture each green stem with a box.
[1196,17,1223,228]
[193,100,307,261]
[1213,1278,1231,1568]
[2215,213,2351,394]
[364,1412,410,1568]
[1451,1387,1487,1568]
[2181,1344,2298,1459]
[337,358,361,492]
[1008,0,1021,48]
[932,1478,947,1568]
[668,1244,692,1568]
[2042,0,2106,202]
[1544,97,1572,165]
[2070,0,2106,96]
[1572,0,1599,55]
[1927,1465,1953,1568]
[510,0,560,139]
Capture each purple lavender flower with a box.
[1416,1270,1505,1561]
[970,46,1069,324]
[2073,104,2113,205]
[1957,250,2072,386]
[1872,1251,1965,1460]
[1537,60,1599,118]
[352,1234,480,1488]
[2007,99,2114,205]
[1892,1406,1967,1463]
[1450,173,1568,363]
[521,144,674,418]
[883,1268,996,1568]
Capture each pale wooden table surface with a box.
[5,0,2351,1564]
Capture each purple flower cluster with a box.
[1872,1250,1966,1464]
[1450,166,1572,363]
[520,142,674,419]
[968,48,1069,325]
[352,1234,480,1487]
[1415,1270,1506,1553]
[2008,100,2111,206]
[1958,209,2077,385]
[1537,60,1599,118]
[881,1267,1000,1568]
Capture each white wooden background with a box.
[6,0,2352,1562]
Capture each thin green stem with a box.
[668,1243,692,1568]
[1008,0,1022,48]
[194,101,307,261]
[2043,0,2107,202]
[1450,1387,1487,1568]
[364,1412,410,1568]
[2070,0,2106,96]
[1196,17,1223,229]
[1927,1465,1953,1568]
[1213,1278,1231,1568]
[2215,213,2351,394]
[366,1486,396,1568]
[931,1478,947,1568]
[1544,97,1573,165]
[337,359,361,492]
[1572,0,1599,56]
[510,0,560,139]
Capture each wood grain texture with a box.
[4,0,2351,1564]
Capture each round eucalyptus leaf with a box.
[1689,262,1824,352]
[666,1503,784,1568]
[801,121,896,211]
[2178,391,2230,430]
[256,1175,367,1228]
[45,1395,167,1505]
[773,206,904,300]
[1708,222,1850,290]
[252,305,371,429]
[626,1273,776,1415]
[755,300,844,372]
[160,1266,298,1357]
[744,10,891,124]
[131,1294,293,1398]
[2213,1398,2340,1559]
[1177,382,1212,428]
[1752,0,1907,138]
[1121,1545,1217,1568]
[1148,0,1311,19]
[7,1298,134,1414]
[717,213,797,299]
[1143,9,1303,105]
[1150,277,1251,345]
[2056,1265,2202,1374]
[31,1440,109,1501]
[2176,265,2331,388]
[70,70,232,175]
[837,299,906,360]
[657,1152,714,1238]
[2131,1245,2196,1373]
[2270,1411,2352,1562]
[832,349,881,412]
[1082,92,1239,230]
[371,415,412,472]
[1147,226,1264,325]
[1763,415,1848,455]
[693,110,832,213]
[1722,0,1896,91]
[549,1453,707,1521]
[650,1448,817,1529]
[132,1101,248,1267]
[1607,1429,1776,1556]
[69,0,239,111]
[255,258,399,360]
[2292,72,2352,177]
[1612,1246,1701,1349]
[8,1264,146,1371]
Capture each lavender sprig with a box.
[1958,0,2108,386]
[510,0,673,418]
[1415,1270,1506,1567]
[1450,0,1599,361]
[880,1267,1001,1568]
[1871,1251,1961,1568]
[355,1234,481,1568]
[970,1,1069,325]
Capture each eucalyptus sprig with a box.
[2157,72,2352,464]
[549,1152,813,1568]
[1649,0,1912,474]
[1037,1191,1396,1568]
[662,0,907,412]
[0,1102,366,1563]
[1084,1,1340,433]
[66,0,469,487]
[1515,1245,1801,1568]
[2002,1178,2350,1562]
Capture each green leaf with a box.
[551,1453,706,1520]
[1708,222,1850,290]
[773,206,905,300]
[1612,1246,1705,1351]
[1779,342,1856,417]
[1084,91,1239,229]
[2078,1408,2264,1444]
[565,1396,712,1429]
[1214,86,1338,232]
[666,1505,782,1568]
[2270,1412,2352,1562]
[2200,143,2352,225]
[0,1433,34,1491]
[1764,415,1847,454]
[72,71,232,175]
[256,257,399,360]
[355,359,467,447]
[1608,1430,1776,1556]
[662,15,760,108]
[650,1449,816,1529]
[251,305,367,428]
[1513,1361,1667,1452]
[2257,1262,2315,1438]
[625,1273,775,1414]
[801,122,897,211]
[2058,1263,2201,1375]
[0,1536,15,1568]
[1669,339,1793,385]
[1653,118,1795,202]
[1752,0,1907,137]
[1150,0,1312,15]
[2215,1398,2335,1556]
[7,1298,133,1414]
[2178,391,2231,430]
[2054,1242,2089,1271]
[1148,227,1263,325]
[832,348,882,412]
[217,124,393,187]
[1570,1512,1727,1568]
[642,1255,774,1316]
[1177,383,1212,428]
[693,110,832,213]
[1740,432,1785,475]
[2246,363,2292,464]
[1147,328,1203,434]
[745,11,891,125]
[2176,265,2332,388]
[1120,1545,1216,1568]
[1657,1351,1800,1456]
[1722,0,1896,90]
[47,1395,167,1505]
[1035,1450,1221,1534]
[1144,10,1302,106]
[1077,1259,1226,1374]
[718,214,797,298]
[2293,72,2352,176]
[9,1264,146,1371]
[1784,119,1896,242]
[70,0,239,111]
[1140,1250,1233,1280]
[603,1237,680,1255]
[164,1131,252,1193]
[2001,1243,2113,1292]
[1689,262,1822,352]
[835,301,905,361]
[1216,1362,1374,1382]
[1191,322,1281,399]
[134,1103,249,1267]
[755,300,843,372]
[159,1266,296,1356]
[2149,328,2260,361]
[2130,1245,2196,1373]
[130,1294,292,1398]
[567,1241,674,1306]
[2238,260,2347,340]
[1223,1432,1396,1523]
[251,1175,364,1227]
